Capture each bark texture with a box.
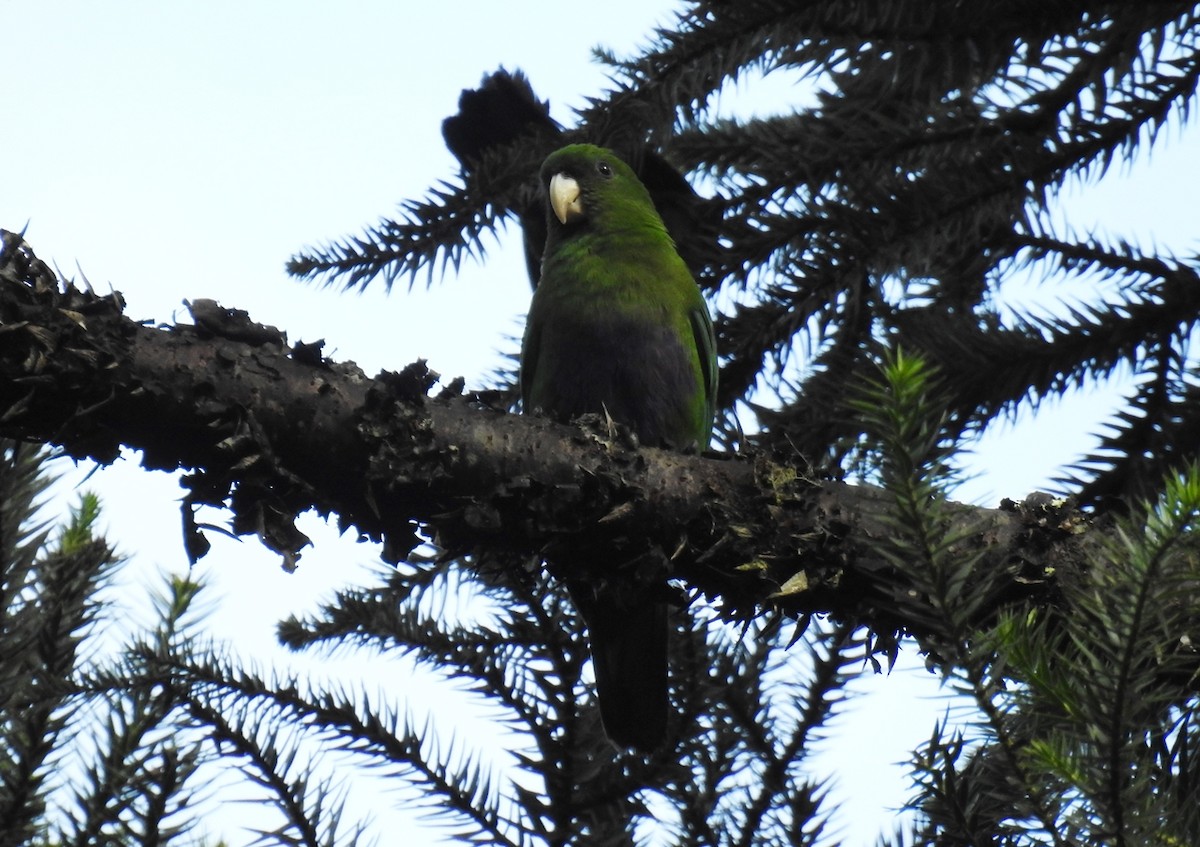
[0,230,1091,640]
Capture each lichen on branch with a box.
[0,229,1089,644]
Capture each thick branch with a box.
[0,231,1088,637]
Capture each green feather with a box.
[520,144,717,751]
[521,144,716,449]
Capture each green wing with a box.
[519,313,540,410]
[689,299,718,440]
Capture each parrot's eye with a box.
[596,160,614,179]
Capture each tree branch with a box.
[0,230,1090,641]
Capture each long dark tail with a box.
[571,585,668,752]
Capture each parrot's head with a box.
[539,144,665,238]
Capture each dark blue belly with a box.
[528,313,699,448]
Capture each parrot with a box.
[520,143,718,751]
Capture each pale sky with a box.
[4,3,1199,844]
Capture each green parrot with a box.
[520,144,718,751]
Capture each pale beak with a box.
[549,173,584,224]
